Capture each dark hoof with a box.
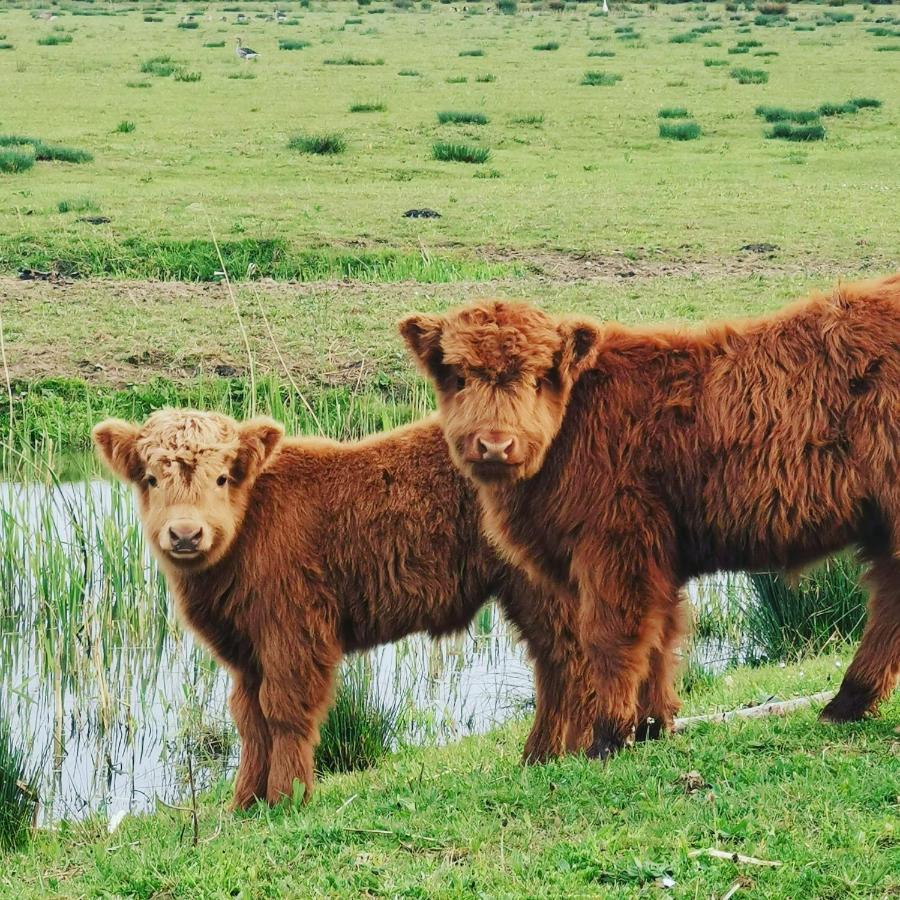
[586,737,626,762]
[634,716,671,742]
[820,678,878,724]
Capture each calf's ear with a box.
[92,419,142,482]
[234,417,284,481]
[398,313,447,381]
[558,319,601,380]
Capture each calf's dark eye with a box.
[216,475,228,487]
[455,374,466,391]
[147,475,157,488]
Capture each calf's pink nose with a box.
[476,433,515,462]
[168,521,203,550]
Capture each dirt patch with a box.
[474,245,896,282]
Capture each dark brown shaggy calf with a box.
[401,274,900,757]
[93,410,595,808]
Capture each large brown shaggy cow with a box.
[401,274,900,758]
[93,410,596,808]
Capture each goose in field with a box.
[235,37,259,61]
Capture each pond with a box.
[0,473,748,823]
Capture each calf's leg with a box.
[258,624,341,805]
[635,596,686,741]
[229,673,271,810]
[821,555,900,723]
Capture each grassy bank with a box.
[2,656,897,898]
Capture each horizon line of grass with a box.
[0,236,517,287]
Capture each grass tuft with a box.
[114,120,136,133]
[581,71,622,86]
[37,33,73,46]
[658,107,690,119]
[288,133,347,155]
[458,48,485,57]
[437,110,489,125]
[730,67,769,84]
[587,49,615,57]
[532,41,560,51]
[510,113,543,125]
[755,105,819,123]
[475,74,495,83]
[324,55,384,66]
[849,97,882,109]
[349,101,386,112]
[818,100,858,116]
[659,121,702,140]
[0,135,92,164]
[203,41,226,48]
[57,197,99,214]
[279,38,310,50]
[140,54,176,77]
[766,122,826,141]
[704,58,728,66]
[173,69,202,82]
[0,147,35,174]
[432,141,490,163]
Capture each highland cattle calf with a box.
[93,410,596,808]
[401,274,900,758]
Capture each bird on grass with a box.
[235,37,259,61]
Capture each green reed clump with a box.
[730,67,769,84]
[766,122,826,141]
[114,120,136,133]
[174,69,201,82]
[658,107,690,118]
[316,660,407,775]
[459,48,485,56]
[704,58,728,66]
[475,74,495,83]
[349,100,386,112]
[0,42,14,50]
[0,716,37,852]
[437,110,489,125]
[279,38,310,50]
[446,75,468,84]
[533,41,559,50]
[659,121,701,140]
[37,33,73,45]
[581,71,622,86]
[510,113,543,125]
[398,68,420,76]
[755,105,819,123]
[747,554,866,659]
[176,20,199,29]
[288,133,346,155]
[0,147,34,174]
[203,40,226,48]
[432,141,490,163]
[670,31,699,43]
[0,237,515,290]
[587,49,615,57]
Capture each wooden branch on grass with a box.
[673,691,833,733]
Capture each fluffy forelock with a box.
[439,300,562,379]
[136,409,240,473]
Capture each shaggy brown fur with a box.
[401,274,900,757]
[93,410,596,808]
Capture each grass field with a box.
[2,657,898,899]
